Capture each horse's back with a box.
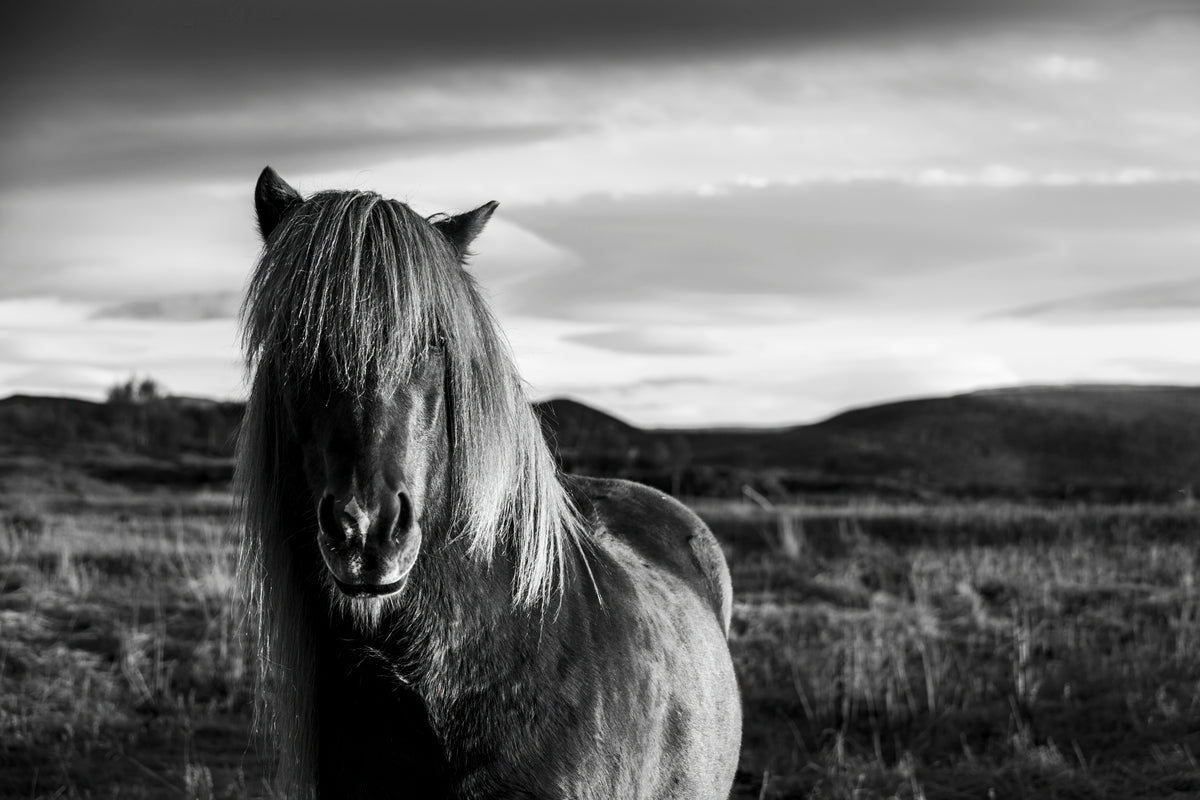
[569,476,732,635]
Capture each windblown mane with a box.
[235,189,588,791]
[238,190,585,607]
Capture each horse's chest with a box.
[424,619,682,799]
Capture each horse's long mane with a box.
[235,190,585,790]
[240,189,583,604]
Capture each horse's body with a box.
[313,476,738,799]
[237,168,741,799]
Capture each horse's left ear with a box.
[255,166,303,240]
[433,201,499,259]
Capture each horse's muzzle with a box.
[316,492,420,597]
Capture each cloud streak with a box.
[995,278,1200,322]
[565,328,721,356]
[91,292,240,322]
[3,120,574,188]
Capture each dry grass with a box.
[702,500,1200,799]
[0,485,260,798]
[3,477,1198,798]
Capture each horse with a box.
[236,166,742,799]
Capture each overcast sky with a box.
[2,1,1198,426]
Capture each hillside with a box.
[792,385,1200,498]
[0,394,242,486]
[2,385,1198,500]
[536,386,1200,500]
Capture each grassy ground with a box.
[0,480,259,798]
[706,500,1200,799]
[2,472,1198,798]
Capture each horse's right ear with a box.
[432,201,499,260]
[255,166,303,239]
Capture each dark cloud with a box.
[3,1,1179,125]
[90,292,241,322]
[1,121,572,187]
[2,1,1191,188]
[3,1,1157,77]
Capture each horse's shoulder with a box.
[567,476,732,635]
[570,475,701,531]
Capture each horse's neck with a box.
[393,539,525,675]
[391,537,584,713]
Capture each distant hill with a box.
[0,394,243,487]
[535,386,1200,501]
[2,385,1199,500]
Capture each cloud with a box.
[6,1,1157,89]
[7,2,1198,194]
[499,183,1046,322]
[91,292,240,321]
[995,278,1200,322]
[0,365,126,399]
[564,327,720,356]
[1031,54,1103,82]
[552,375,717,397]
[0,184,259,302]
[2,119,574,188]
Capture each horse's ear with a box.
[255,166,303,240]
[433,201,499,259]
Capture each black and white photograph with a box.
[2,1,1199,797]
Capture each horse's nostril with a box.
[318,494,345,541]
[397,490,413,535]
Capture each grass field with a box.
[2,472,1198,798]
[704,500,1200,799]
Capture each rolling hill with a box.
[536,385,1200,500]
[2,385,1198,500]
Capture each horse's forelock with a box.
[243,192,444,392]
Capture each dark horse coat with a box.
[238,167,741,799]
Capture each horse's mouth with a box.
[332,576,407,597]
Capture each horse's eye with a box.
[281,392,317,440]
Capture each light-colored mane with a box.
[235,189,588,793]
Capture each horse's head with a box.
[248,167,498,599]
